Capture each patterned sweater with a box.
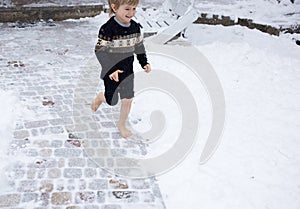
[95,16,148,79]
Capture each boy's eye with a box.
[125,7,136,10]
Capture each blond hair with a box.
[108,0,139,15]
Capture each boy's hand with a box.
[144,64,151,73]
[109,70,123,82]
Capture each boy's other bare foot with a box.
[91,93,105,112]
[117,124,132,138]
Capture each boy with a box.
[91,0,151,138]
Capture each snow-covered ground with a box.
[0,90,20,192]
[0,0,300,208]
[151,4,300,209]
[157,24,300,209]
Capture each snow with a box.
[157,24,300,209]
[139,1,299,208]
[0,90,19,192]
[194,0,300,28]
[0,0,300,208]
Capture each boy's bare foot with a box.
[117,124,132,138]
[91,93,105,112]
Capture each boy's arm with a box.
[95,41,120,79]
[135,41,151,73]
[134,28,149,69]
[135,42,148,68]
[95,28,120,79]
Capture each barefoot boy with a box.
[91,0,151,138]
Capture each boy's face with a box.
[112,4,137,24]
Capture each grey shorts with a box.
[103,74,134,106]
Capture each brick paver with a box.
[0,17,165,209]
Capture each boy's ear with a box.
[111,3,117,12]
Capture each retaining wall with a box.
[0,5,103,22]
[195,13,300,36]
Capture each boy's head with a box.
[108,0,139,14]
[108,0,139,24]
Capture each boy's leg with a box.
[117,98,133,138]
[117,73,134,138]
[91,76,119,112]
[91,92,106,112]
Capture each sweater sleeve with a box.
[95,26,120,79]
[134,28,148,68]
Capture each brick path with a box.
[0,17,165,209]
